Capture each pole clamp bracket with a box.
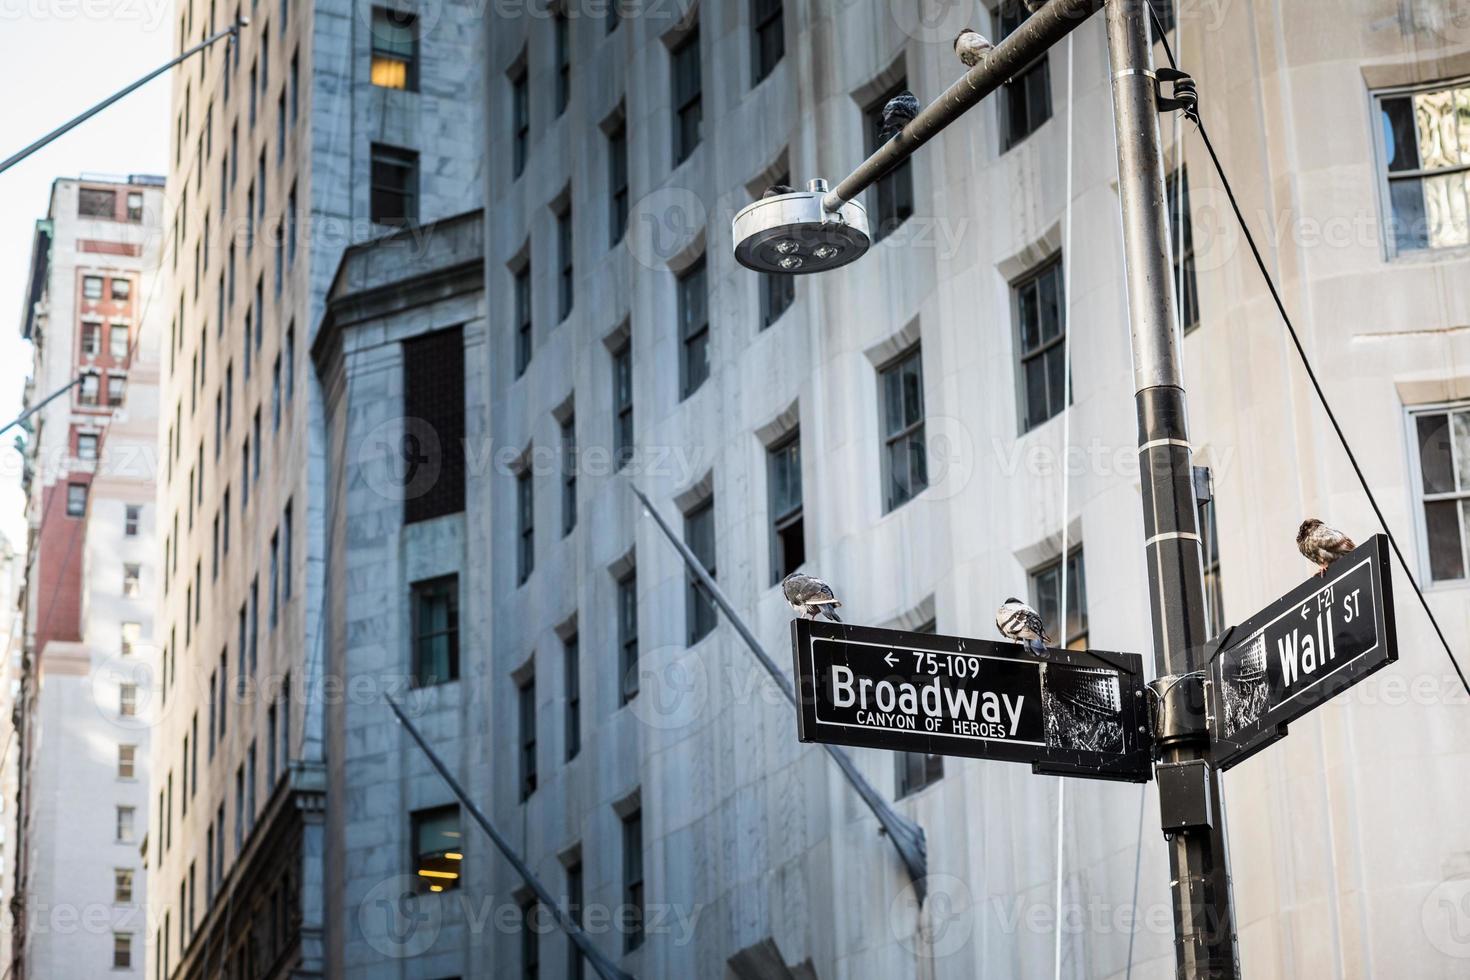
[1148,671,1208,749]
[1155,67,1199,122]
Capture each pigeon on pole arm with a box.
[1296,519,1356,576]
[762,183,796,199]
[783,573,843,622]
[996,597,1050,654]
[953,28,994,68]
[878,91,920,143]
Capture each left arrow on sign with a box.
[884,652,898,667]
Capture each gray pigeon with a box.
[783,572,843,622]
[762,184,796,199]
[1024,0,1047,11]
[953,28,993,68]
[878,90,920,143]
[1296,519,1355,576]
[996,597,1049,654]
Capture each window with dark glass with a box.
[519,674,537,799]
[564,632,580,760]
[751,0,783,83]
[112,278,131,301]
[1031,548,1087,649]
[126,504,141,536]
[566,858,584,980]
[618,570,638,704]
[412,576,459,686]
[370,144,418,226]
[768,433,803,582]
[1199,494,1225,638]
[515,264,532,377]
[1376,80,1470,255]
[557,204,574,320]
[403,326,466,522]
[107,374,126,406]
[554,13,570,115]
[622,808,644,951]
[411,805,462,893]
[685,497,717,644]
[512,65,530,178]
[608,121,629,246]
[761,170,795,325]
[67,482,88,516]
[612,340,633,468]
[1412,404,1470,582]
[82,321,101,355]
[671,28,702,164]
[561,415,576,535]
[370,7,417,90]
[517,469,535,584]
[896,619,942,794]
[880,347,926,512]
[865,81,914,240]
[997,2,1052,148]
[678,257,709,398]
[1015,257,1067,431]
[522,898,540,980]
[1166,168,1199,333]
[79,188,115,218]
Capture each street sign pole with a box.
[1105,1,1239,976]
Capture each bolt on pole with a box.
[1104,1,1239,977]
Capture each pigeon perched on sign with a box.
[783,572,843,621]
[953,28,993,68]
[878,90,920,143]
[1297,519,1356,576]
[1024,0,1047,11]
[762,183,796,199]
[996,597,1050,654]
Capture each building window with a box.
[522,899,541,979]
[608,121,629,246]
[121,622,140,656]
[125,504,141,535]
[1015,256,1067,432]
[111,278,130,301]
[517,469,535,584]
[403,326,466,522]
[82,321,101,354]
[685,497,717,644]
[997,1,1052,148]
[879,346,926,512]
[622,808,644,951]
[514,264,532,377]
[115,806,135,842]
[896,749,943,798]
[557,204,574,320]
[760,268,795,328]
[554,13,571,115]
[561,415,577,535]
[1199,494,1225,638]
[79,187,115,217]
[370,7,417,90]
[80,373,100,406]
[1376,79,1470,255]
[369,144,418,226]
[518,674,537,800]
[612,340,633,468]
[412,576,460,686]
[126,192,144,221]
[865,81,915,240]
[671,27,702,164]
[113,933,132,969]
[115,868,134,903]
[119,683,137,717]
[1147,0,1175,35]
[82,275,104,300]
[77,432,98,461]
[511,65,530,178]
[1031,548,1088,649]
[66,484,88,520]
[618,570,638,704]
[123,562,140,596]
[108,374,126,406]
[678,257,709,398]
[768,433,804,582]
[566,859,584,980]
[1166,168,1200,333]
[564,632,580,761]
[118,744,137,779]
[751,0,784,83]
[1411,404,1470,581]
[109,324,129,359]
[412,805,463,893]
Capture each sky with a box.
[0,5,172,548]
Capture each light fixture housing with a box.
[732,179,870,275]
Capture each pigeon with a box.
[877,90,920,143]
[783,572,843,622]
[996,597,1050,654]
[762,184,796,199]
[1297,519,1355,576]
[953,28,993,68]
[1024,0,1047,11]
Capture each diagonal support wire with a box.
[386,696,635,980]
[629,484,929,902]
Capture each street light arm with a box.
[821,0,1103,212]
[0,21,247,176]
[0,372,89,439]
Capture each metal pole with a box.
[0,21,246,176]
[628,483,930,902]
[0,373,88,438]
[1104,2,1238,977]
[385,696,634,980]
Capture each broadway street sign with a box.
[791,620,1152,782]
[1208,533,1397,771]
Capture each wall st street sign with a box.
[1209,534,1397,770]
[791,620,1152,781]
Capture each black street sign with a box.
[1208,533,1397,771]
[791,620,1152,782]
